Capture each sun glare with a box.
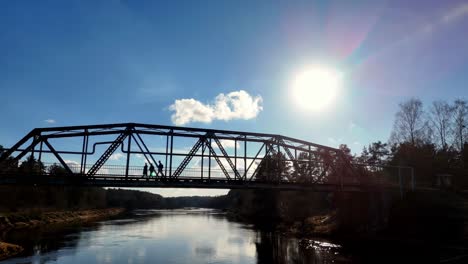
[290,66,342,112]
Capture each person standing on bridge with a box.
[143,163,148,178]
[149,163,155,177]
[157,160,164,177]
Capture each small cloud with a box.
[169,90,263,125]
[327,137,343,144]
[64,160,80,166]
[442,3,468,23]
[348,121,357,131]
[211,139,239,149]
[109,153,125,161]
[353,141,361,145]
[44,119,56,124]
[64,160,80,172]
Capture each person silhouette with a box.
[157,160,164,177]
[149,163,155,177]
[143,163,148,177]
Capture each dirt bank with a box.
[0,242,23,261]
[0,208,125,260]
[0,208,125,231]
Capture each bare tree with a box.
[453,99,468,151]
[430,100,453,150]
[390,98,430,146]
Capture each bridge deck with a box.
[0,174,404,192]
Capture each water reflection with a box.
[1,209,349,264]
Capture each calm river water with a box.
[1,209,397,264]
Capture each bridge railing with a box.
[0,162,234,180]
[0,161,415,190]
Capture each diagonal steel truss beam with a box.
[43,139,73,175]
[87,132,128,176]
[0,129,39,163]
[203,138,232,181]
[211,134,241,180]
[171,137,205,178]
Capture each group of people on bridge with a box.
[142,161,164,178]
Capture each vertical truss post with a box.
[201,143,205,180]
[125,131,132,178]
[244,138,247,180]
[165,134,169,177]
[169,131,173,177]
[80,133,88,175]
[234,139,237,171]
[294,148,297,179]
[83,129,89,174]
[38,140,43,163]
[277,143,280,183]
[208,138,211,181]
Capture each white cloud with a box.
[327,137,343,145]
[44,119,56,124]
[211,139,239,149]
[64,160,80,172]
[442,3,468,23]
[169,90,263,125]
[109,153,125,161]
[64,160,80,166]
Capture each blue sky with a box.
[2,0,468,196]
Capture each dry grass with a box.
[0,242,23,261]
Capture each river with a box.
[1,209,354,264]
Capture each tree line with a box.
[357,98,468,188]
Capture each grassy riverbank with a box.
[0,208,125,260]
[0,242,23,261]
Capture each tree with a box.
[430,101,454,150]
[453,99,468,152]
[389,142,437,185]
[255,152,290,182]
[18,155,45,174]
[48,163,68,175]
[358,141,389,166]
[390,98,430,146]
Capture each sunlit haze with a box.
[290,66,342,111]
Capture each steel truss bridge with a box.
[0,123,414,192]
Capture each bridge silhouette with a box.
[0,123,414,192]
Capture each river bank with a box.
[0,208,125,260]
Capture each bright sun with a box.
[291,66,342,112]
